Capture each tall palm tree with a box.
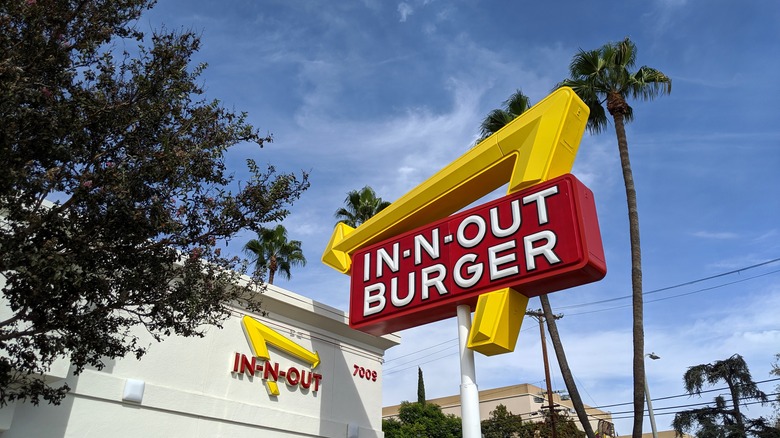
[334,186,391,228]
[557,37,671,438]
[243,224,306,285]
[478,89,532,142]
[673,354,769,438]
[477,89,596,438]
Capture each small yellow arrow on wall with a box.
[242,315,321,396]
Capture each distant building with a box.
[383,382,615,436]
[618,432,692,438]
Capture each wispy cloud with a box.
[692,230,739,239]
[397,2,413,22]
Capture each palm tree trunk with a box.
[269,255,277,285]
[612,113,645,438]
[541,295,596,438]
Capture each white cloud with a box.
[397,2,413,22]
[572,135,620,196]
[692,231,739,239]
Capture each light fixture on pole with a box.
[645,353,660,438]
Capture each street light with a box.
[645,353,660,438]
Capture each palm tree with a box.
[243,224,306,285]
[673,354,769,438]
[539,300,596,438]
[334,186,391,228]
[557,37,671,438]
[477,89,596,438]
[478,89,532,142]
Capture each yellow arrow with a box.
[322,86,589,274]
[242,316,321,396]
[242,316,320,368]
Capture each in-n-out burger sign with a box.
[349,174,605,335]
[322,87,604,353]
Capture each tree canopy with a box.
[417,367,426,404]
[334,185,391,228]
[481,404,528,438]
[557,37,672,134]
[243,224,306,285]
[382,401,463,438]
[478,89,532,142]
[673,354,776,438]
[0,0,308,405]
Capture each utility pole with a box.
[527,309,562,438]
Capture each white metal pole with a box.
[457,304,481,438]
[645,374,658,438]
[645,353,659,438]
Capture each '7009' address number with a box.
[353,364,378,382]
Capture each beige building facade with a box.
[383,383,615,436]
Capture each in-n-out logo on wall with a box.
[231,315,322,396]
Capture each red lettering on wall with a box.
[312,373,323,391]
[231,354,323,394]
[286,367,300,386]
[263,361,279,381]
[299,370,312,389]
[239,354,256,376]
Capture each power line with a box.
[589,378,780,410]
[556,257,780,311]
[601,391,780,417]
[385,352,455,375]
[608,396,779,420]
[567,268,780,317]
[384,347,457,374]
[383,337,457,363]
[381,257,780,373]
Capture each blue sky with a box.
[145,1,780,434]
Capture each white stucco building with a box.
[0,284,399,437]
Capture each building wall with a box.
[618,431,692,438]
[2,284,399,438]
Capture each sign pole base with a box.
[457,304,481,438]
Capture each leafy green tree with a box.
[243,225,306,285]
[478,89,532,142]
[481,404,529,438]
[672,354,771,438]
[557,38,671,438]
[417,367,426,404]
[523,410,586,438]
[0,0,308,406]
[382,417,404,437]
[383,401,462,438]
[477,90,596,438]
[334,186,391,228]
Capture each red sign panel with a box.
[349,174,606,336]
